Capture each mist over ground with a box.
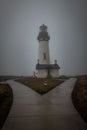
[0,0,87,76]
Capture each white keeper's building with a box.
[36,24,60,78]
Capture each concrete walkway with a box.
[2,78,87,130]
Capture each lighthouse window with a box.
[43,53,46,60]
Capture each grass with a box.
[72,75,87,123]
[16,77,64,95]
[0,83,13,129]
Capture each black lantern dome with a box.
[37,24,50,41]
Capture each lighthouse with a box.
[36,24,60,78]
[38,24,50,64]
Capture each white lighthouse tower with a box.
[38,24,50,64]
[36,24,60,78]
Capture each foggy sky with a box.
[0,0,87,76]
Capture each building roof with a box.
[36,64,60,70]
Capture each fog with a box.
[0,0,87,76]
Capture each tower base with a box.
[36,64,60,78]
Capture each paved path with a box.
[2,78,87,130]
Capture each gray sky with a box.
[0,0,87,76]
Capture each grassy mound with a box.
[16,78,64,95]
[72,76,87,123]
[0,83,13,129]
